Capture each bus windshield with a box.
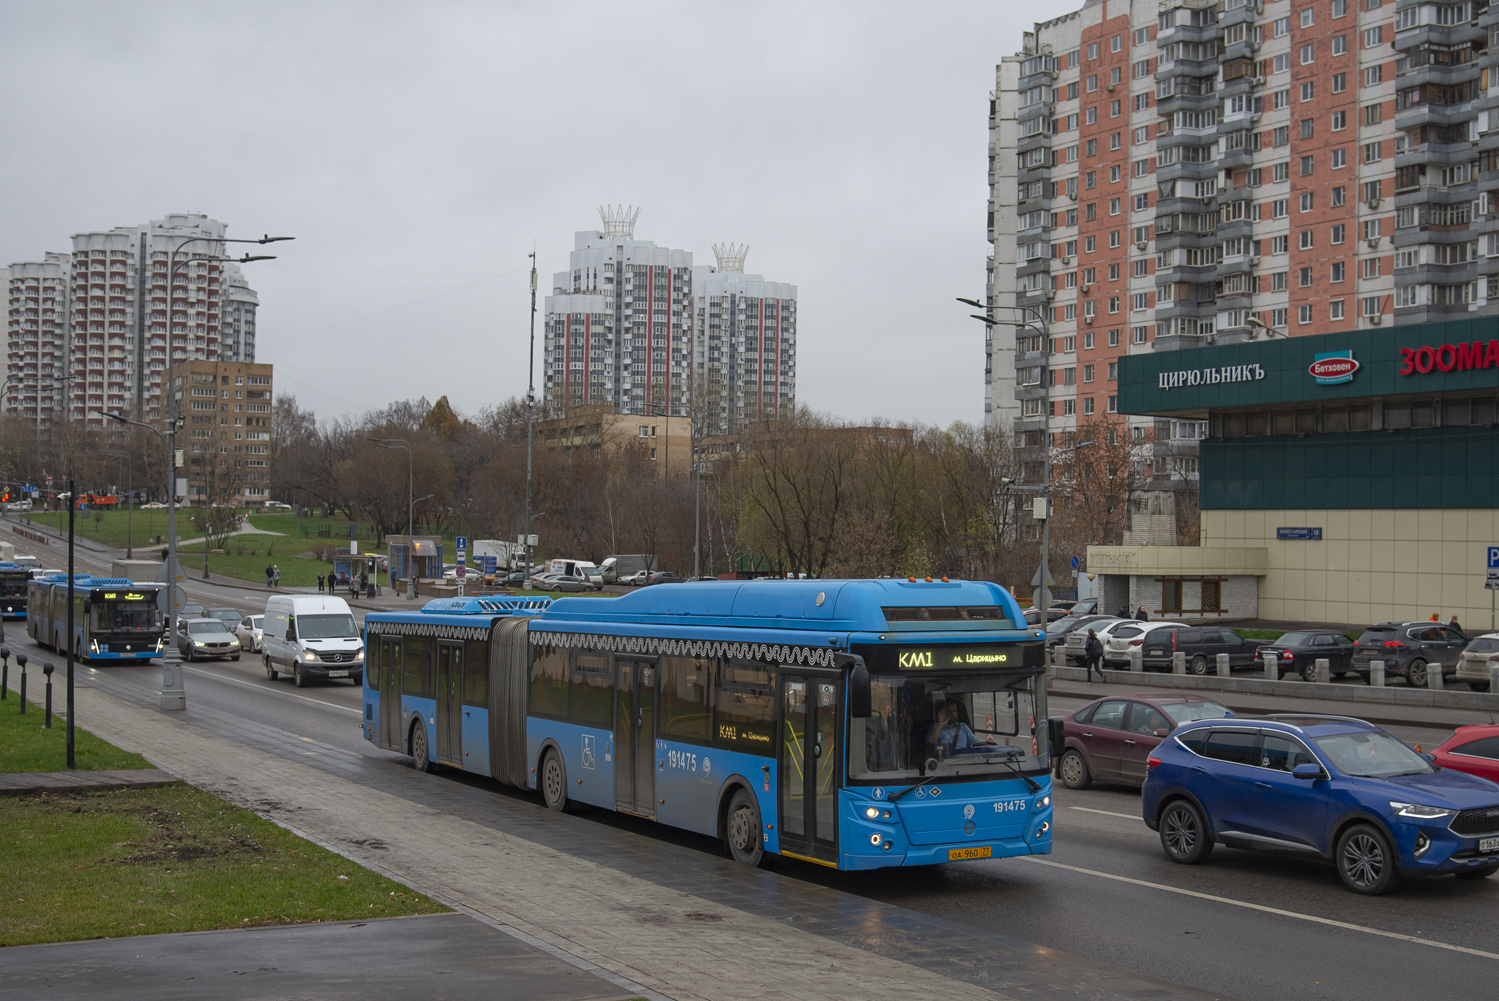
[850,672,1046,782]
[91,600,162,634]
[298,613,359,639]
[0,573,28,597]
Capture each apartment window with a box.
[1133,292,1149,311]
[1110,165,1122,183]
[1362,257,1381,279]
[1066,208,1078,226]
[1362,295,1382,317]
[1110,66,1121,85]
[1331,224,1345,245]
[1272,271,1288,291]
[1086,170,1097,188]
[1363,218,1382,241]
[1273,126,1290,146]
[1135,27,1148,45]
[1301,8,1315,27]
[1109,263,1120,281]
[1108,328,1120,347]
[1363,65,1382,86]
[1086,74,1098,92]
[1331,35,1346,56]
[1274,53,1290,73]
[1110,99,1121,118]
[1300,44,1315,65]
[1273,89,1290,109]
[1111,34,1122,53]
[1299,304,1314,324]
[1272,235,1289,254]
[1364,0,1382,10]
[1083,397,1096,416]
[1063,400,1075,416]
[1133,258,1149,277]
[1300,118,1315,139]
[1273,162,1290,182]
[1330,299,1345,321]
[1083,364,1095,383]
[1299,192,1313,212]
[1133,59,1150,79]
[1107,395,1119,413]
[1331,148,1347,168]
[1364,25,1383,48]
[1363,142,1382,163]
[1331,110,1346,131]
[1299,266,1314,286]
[1134,194,1150,214]
[1083,267,1096,284]
[1300,82,1315,103]
[1331,261,1346,282]
[1273,16,1289,36]
[1084,331,1095,349]
[1332,73,1347,94]
[1133,127,1149,148]
[1108,296,1120,314]
[1085,235,1097,252]
[1108,361,1119,381]
[1110,132,1121,150]
[1067,82,1079,100]
[1298,155,1313,175]
[1087,42,1099,60]
[1109,197,1121,215]
[1132,325,1148,344]
[1333,0,1347,16]
[1363,103,1381,126]
[1109,231,1121,248]
[1085,203,1097,221]
[1085,137,1097,156]
[1331,186,1346,207]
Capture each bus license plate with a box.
[949,846,992,861]
[327,670,348,678]
[1480,837,1499,853]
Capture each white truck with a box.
[599,554,656,583]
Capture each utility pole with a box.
[524,250,537,576]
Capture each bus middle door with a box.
[779,670,841,865]
[436,641,463,766]
[379,636,403,750]
[612,656,657,819]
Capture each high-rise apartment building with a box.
[175,359,274,506]
[990,0,1486,479]
[5,253,72,426]
[544,208,798,429]
[5,213,259,426]
[690,244,797,433]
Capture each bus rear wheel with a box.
[410,719,432,773]
[540,748,568,813]
[725,789,763,867]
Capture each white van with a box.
[261,594,364,687]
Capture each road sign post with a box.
[1487,546,1499,629]
[455,536,468,597]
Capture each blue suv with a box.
[1142,715,1499,894]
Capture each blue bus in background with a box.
[0,561,31,619]
[26,575,167,662]
[363,579,1052,870]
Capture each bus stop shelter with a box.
[386,536,443,589]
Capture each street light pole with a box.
[369,439,413,595]
[106,449,132,558]
[524,251,537,577]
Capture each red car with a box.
[1054,693,1232,789]
[1431,724,1499,784]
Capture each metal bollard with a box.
[1428,663,1444,691]
[42,663,53,729]
[1263,651,1278,681]
[1172,651,1186,675]
[16,652,26,714]
[1216,653,1230,678]
[1129,648,1143,672]
[1312,658,1329,685]
[0,645,8,700]
[1371,659,1385,687]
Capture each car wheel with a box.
[725,788,764,867]
[1336,823,1401,895]
[1300,661,1319,683]
[1456,863,1499,880]
[410,719,431,773]
[1159,800,1213,865]
[1189,655,1208,676]
[1406,659,1428,688]
[540,748,568,812]
[264,656,277,681]
[294,663,306,688]
[1059,749,1092,790]
[1469,681,1491,693]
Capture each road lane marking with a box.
[1025,857,1499,962]
[1069,806,1141,820]
[179,666,361,715]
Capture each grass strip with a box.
[0,782,446,945]
[0,697,150,775]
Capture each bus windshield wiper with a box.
[994,752,1041,793]
[889,773,940,802]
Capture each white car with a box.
[236,614,265,653]
[263,501,292,511]
[1104,620,1190,664]
[141,502,166,510]
[620,570,650,586]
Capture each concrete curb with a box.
[0,767,179,795]
[1049,664,1499,711]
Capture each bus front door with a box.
[779,673,840,865]
[612,657,656,819]
[379,636,403,750]
[436,641,463,766]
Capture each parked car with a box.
[1065,617,1139,665]
[1103,621,1189,665]
[1431,725,1499,784]
[263,501,292,511]
[1023,606,1072,626]
[1351,621,1468,687]
[644,571,686,586]
[1069,598,1099,616]
[535,571,598,593]
[179,601,205,619]
[619,570,650,586]
[4,499,32,511]
[1047,614,1120,660]
[175,617,241,661]
[204,607,242,629]
[141,502,166,510]
[1144,714,1499,893]
[236,614,265,653]
[1137,626,1260,674]
[1454,633,1499,692]
[1255,630,1356,681]
[499,571,530,588]
[1055,694,1232,789]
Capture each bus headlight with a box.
[89,639,99,654]
[865,807,879,819]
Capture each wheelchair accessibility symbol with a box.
[581,734,595,770]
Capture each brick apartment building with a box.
[175,359,273,507]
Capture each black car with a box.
[644,571,685,586]
[1350,621,1468,687]
[1139,626,1260,674]
[1255,630,1355,681]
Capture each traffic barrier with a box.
[1263,651,1278,680]
[1428,663,1444,691]
[1172,652,1186,675]
[1216,652,1230,678]
[1129,648,1143,672]
[1371,659,1385,687]
[1312,658,1329,684]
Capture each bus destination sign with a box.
[896,646,1013,670]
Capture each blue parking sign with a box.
[1489,546,1499,569]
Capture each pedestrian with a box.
[1115,604,1129,619]
[1450,614,1464,636]
[1135,605,1148,622]
[316,572,324,594]
[265,563,274,587]
[1083,628,1105,683]
[272,565,281,588]
[350,573,358,599]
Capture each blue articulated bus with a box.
[26,575,167,662]
[0,562,30,620]
[364,580,1053,870]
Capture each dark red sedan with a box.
[1431,724,1499,784]
[1054,694,1232,789]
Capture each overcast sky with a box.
[0,0,1068,429]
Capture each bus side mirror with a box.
[836,652,871,718]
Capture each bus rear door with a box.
[612,656,656,819]
[778,671,841,865]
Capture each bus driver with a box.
[929,697,995,756]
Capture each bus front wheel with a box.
[725,789,764,867]
[540,748,568,813]
[411,720,432,773]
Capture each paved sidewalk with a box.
[39,679,1226,1001]
[0,768,177,795]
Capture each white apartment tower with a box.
[221,263,259,363]
[543,207,694,415]
[690,244,797,433]
[5,253,72,426]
